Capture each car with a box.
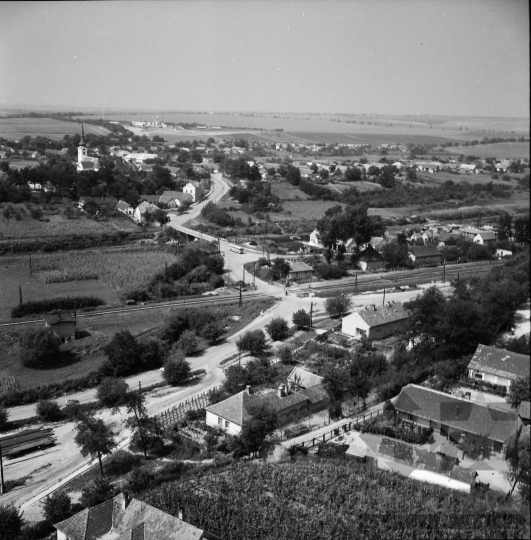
[66,399,80,405]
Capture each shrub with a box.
[177,330,203,355]
[103,450,142,477]
[324,294,352,317]
[19,327,61,369]
[96,377,129,408]
[277,346,294,365]
[12,296,105,318]
[163,355,191,386]
[126,466,153,495]
[0,504,24,540]
[42,492,72,525]
[36,399,62,422]
[238,330,267,355]
[265,317,289,341]
[80,478,116,508]
[0,405,8,432]
[292,309,310,329]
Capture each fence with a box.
[156,385,220,429]
[291,408,382,451]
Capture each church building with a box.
[77,124,101,172]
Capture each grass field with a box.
[415,171,521,187]
[449,142,530,160]
[0,117,110,141]
[0,206,138,239]
[281,200,349,219]
[0,255,122,321]
[31,248,178,292]
[271,182,312,201]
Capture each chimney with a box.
[178,507,185,521]
[277,383,285,398]
[122,492,130,510]
[246,385,251,394]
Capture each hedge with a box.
[12,296,105,318]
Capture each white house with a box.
[123,152,158,164]
[133,201,158,222]
[496,249,512,259]
[159,190,193,208]
[341,302,411,340]
[473,231,496,245]
[459,164,477,174]
[467,344,530,390]
[183,181,204,202]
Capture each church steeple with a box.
[80,123,86,147]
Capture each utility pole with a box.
[310,302,313,330]
[218,237,221,254]
[0,443,5,495]
[19,285,22,306]
[383,288,386,305]
[235,224,238,244]
[442,260,446,282]
[354,272,358,293]
[243,266,245,285]
[253,262,256,289]
[239,283,242,308]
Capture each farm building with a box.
[459,164,478,174]
[393,384,523,457]
[460,226,483,239]
[44,312,76,343]
[467,344,530,390]
[54,492,220,540]
[159,190,193,208]
[205,383,328,435]
[355,245,386,271]
[309,229,324,248]
[288,261,314,283]
[496,249,512,259]
[408,244,441,266]
[473,231,496,245]
[341,302,411,340]
[369,237,388,253]
[116,200,133,216]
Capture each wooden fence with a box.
[290,408,382,452]
[156,386,220,429]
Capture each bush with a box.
[96,377,129,408]
[177,330,204,355]
[324,294,352,317]
[80,477,116,508]
[0,405,8,432]
[277,346,294,365]
[126,466,153,495]
[0,504,24,540]
[292,309,310,329]
[238,329,267,355]
[18,327,61,369]
[12,296,105,318]
[103,450,142,477]
[265,317,289,341]
[163,355,191,386]
[42,492,72,525]
[36,399,62,422]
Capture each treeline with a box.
[229,181,280,212]
[12,295,105,318]
[127,243,225,301]
[201,201,239,227]
[0,230,152,255]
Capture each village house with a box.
[496,248,513,259]
[288,261,314,283]
[134,201,158,222]
[496,161,511,173]
[116,200,134,216]
[467,344,530,390]
[77,196,118,210]
[159,190,193,208]
[355,245,386,272]
[369,237,388,253]
[205,383,329,435]
[341,302,411,340]
[44,312,76,343]
[473,231,496,246]
[459,164,478,174]
[393,384,522,457]
[287,367,324,392]
[408,244,442,266]
[54,492,220,540]
[183,180,204,202]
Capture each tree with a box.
[102,330,142,377]
[506,376,530,409]
[177,329,202,355]
[139,338,166,369]
[36,399,62,422]
[19,327,61,368]
[504,431,530,501]
[277,345,294,365]
[292,309,310,329]
[238,330,266,355]
[201,321,224,344]
[0,404,8,432]
[42,492,72,525]
[322,365,349,420]
[163,354,191,386]
[265,317,289,341]
[270,258,290,281]
[382,241,409,268]
[97,377,128,409]
[124,391,163,458]
[0,504,23,540]
[80,478,116,508]
[324,294,352,317]
[74,413,117,477]
[240,403,278,455]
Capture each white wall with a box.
[205,411,242,435]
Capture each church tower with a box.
[78,123,87,164]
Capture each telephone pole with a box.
[382,288,386,305]
[29,253,32,276]
[253,262,256,288]
[310,302,313,330]
[442,260,446,282]
[19,285,22,306]
[0,443,5,495]
[239,283,242,308]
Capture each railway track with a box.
[0,292,271,328]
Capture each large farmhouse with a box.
[393,384,522,456]
[467,344,530,390]
[341,302,410,340]
[205,383,328,435]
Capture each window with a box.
[474,372,483,379]
[217,417,222,426]
[225,420,229,429]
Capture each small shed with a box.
[44,312,76,343]
[288,261,314,283]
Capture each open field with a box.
[0,207,138,239]
[0,117,110,141]
[449,142,530,160]
[415,171,522,187]
[0,255,122,321]
[31,248,178,292]
[271,182,313,201]
[281,200,350,219]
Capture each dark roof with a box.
[357,245,385,262]
[394,384,521,443]
[349,302,410,328]
[140,195,160,204]
[410,245,441,258]
[290,261,313,273]
[298,383,329,404]
[476,231,496,241]
[116,200,132,211]
[467,344,530,381]
[44,312,76,325]
[80,161,95,169]
[450,466,477,486]
[518,401,530,421]
[85,498,114,539]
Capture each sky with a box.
[0,0,529,117]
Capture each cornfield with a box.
[0,371,20,394]
[32,248,177,293]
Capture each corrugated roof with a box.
[467,344,530,381]
[350,302,410,328]
[394,384,521,443]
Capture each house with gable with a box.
[408,244,442,266]
[473,231,496,246]
[54,492,220,540]
[467,344,530,390]
[355,245,386,272]
[341,302,411,340]
[116,200,133,216]
[183,180,204,202]
[134,201,159,222]
[393,384,523,456]
[159,190,193,208]
[287,367,324,392]
[205,383,328,435]
[288,261,314,283]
